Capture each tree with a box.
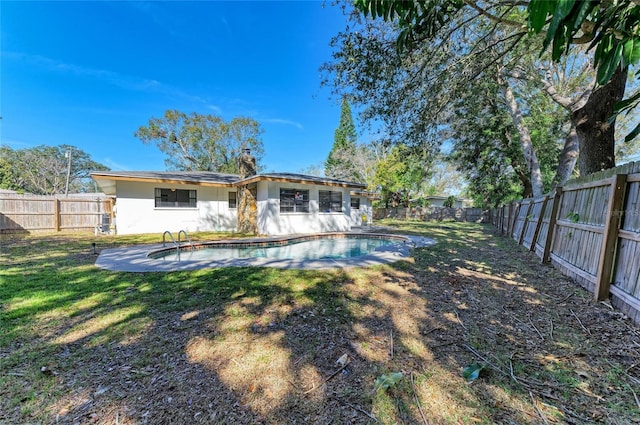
[374,144,431,207]
[0,146,21,191]
[326,97,359,180]
[0,145,108,195]
[422,158,467,197]
[134,110,264,173]
[324,5,571,203]
[352,0,630,176]
[447,75,535,207]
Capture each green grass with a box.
[2,223,640,424]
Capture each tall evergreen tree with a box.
[325,97,358,180]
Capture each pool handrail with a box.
[178,230,193,250]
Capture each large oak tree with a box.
[135,110,264,173]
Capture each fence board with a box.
[512,200,530,244]
[613,176,640,301]
[0,194,112,233]
[522,196,547,250]
[541,188,561,262]
[594,175,627,300]
[492,164,640,326]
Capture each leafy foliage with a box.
[326,97,359,180]
[446,72,562,207]
[528,0,640,141]
[134,110,264,173]
[0,145,108,195]
[324,3,575,206]
[373,371,403,392]
[374,144,432,207]
[443,195,456,208]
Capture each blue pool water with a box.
[153,237,401,262]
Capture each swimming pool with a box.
[95,232,435,272]
[149,234,410,262]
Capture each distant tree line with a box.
[0,145,108,195]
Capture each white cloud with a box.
[262,118,304,130]
[3,51,219,110]
[102,157,132,171]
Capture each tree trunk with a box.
[552,124,579,187]
[571,66,627,176]
[515,169,533,199]
[502,79,545,197]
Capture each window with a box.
[154,188,197,208]
[319,190,342,213]
[350,197,361,209]
[280,189,309,213]
[228,191,237,209]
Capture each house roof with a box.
[90,170,366,195]
[239,173,367,189]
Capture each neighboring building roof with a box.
[424,195,472,201]
[90,170,366,195]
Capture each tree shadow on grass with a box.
[2,227,640,424]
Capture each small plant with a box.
[566,211,580,223]
[373,372,403,392]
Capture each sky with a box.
[0,1,356,173]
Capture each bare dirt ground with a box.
[2,222,640,424]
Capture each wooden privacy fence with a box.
[0,194,113,233]
[374,206,489,223]
[491,161,640,326]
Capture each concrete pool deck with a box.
[94,229,436,272]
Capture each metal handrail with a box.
[162,230,178,250]
[178,230,193,250]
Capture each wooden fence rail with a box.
[0,194,113,233]
[490,161,640,326]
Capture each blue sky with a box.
[0,1,356,173]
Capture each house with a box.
[423,195,473,208]
[90,170,372,236]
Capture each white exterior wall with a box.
[114,181,237,235]
[349,197,372,226]
[256,181,353,235]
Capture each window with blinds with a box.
[319,190,342,213]
[154,188,197,208]
[280,189,309,213]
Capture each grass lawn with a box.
[1,221,639,424]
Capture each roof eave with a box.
[90,172,236,188]
[238,174,366,189]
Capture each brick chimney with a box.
[238,148,256,179]
[237,148,258,234]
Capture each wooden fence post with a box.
[54,199,61,231]
[543,187,562,263]
[594,174,628,301]
[518,199,533,246]
[530,195,548,252]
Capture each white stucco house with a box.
[91,171,373,236]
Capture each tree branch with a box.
[463,0,525,28]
